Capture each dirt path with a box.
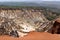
[0,32,60,40]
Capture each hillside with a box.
[0,1,60,9]
[0,7,59,37]
[0,8,49,37]
[0,32,60,40]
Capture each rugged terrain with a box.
[0,8,59,38]
[0,32,60,40]
[0,8,50,37]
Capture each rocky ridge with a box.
[0,8,54,37]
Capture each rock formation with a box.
[0,8,54,37]
[48,18,60,34]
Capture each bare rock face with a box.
[36,21,53,32]
[0,8,50,37]
[48,18,60,34]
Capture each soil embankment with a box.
[0,32,60,40]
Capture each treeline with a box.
[0,6,60,20]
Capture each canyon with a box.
[0,8,59,38]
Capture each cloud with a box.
[42,0,60,1]
[0,0,60,2]
[0,0,42,2]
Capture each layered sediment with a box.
[0,8,57,37]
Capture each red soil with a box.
[55,18,60,23]
[0,32,60,40]
[0,18,60,40]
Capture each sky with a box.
[0,0,60,2]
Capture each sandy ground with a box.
[0,32,60,40]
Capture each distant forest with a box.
[0,6,60,20]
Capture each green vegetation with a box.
[0,6,60,20]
